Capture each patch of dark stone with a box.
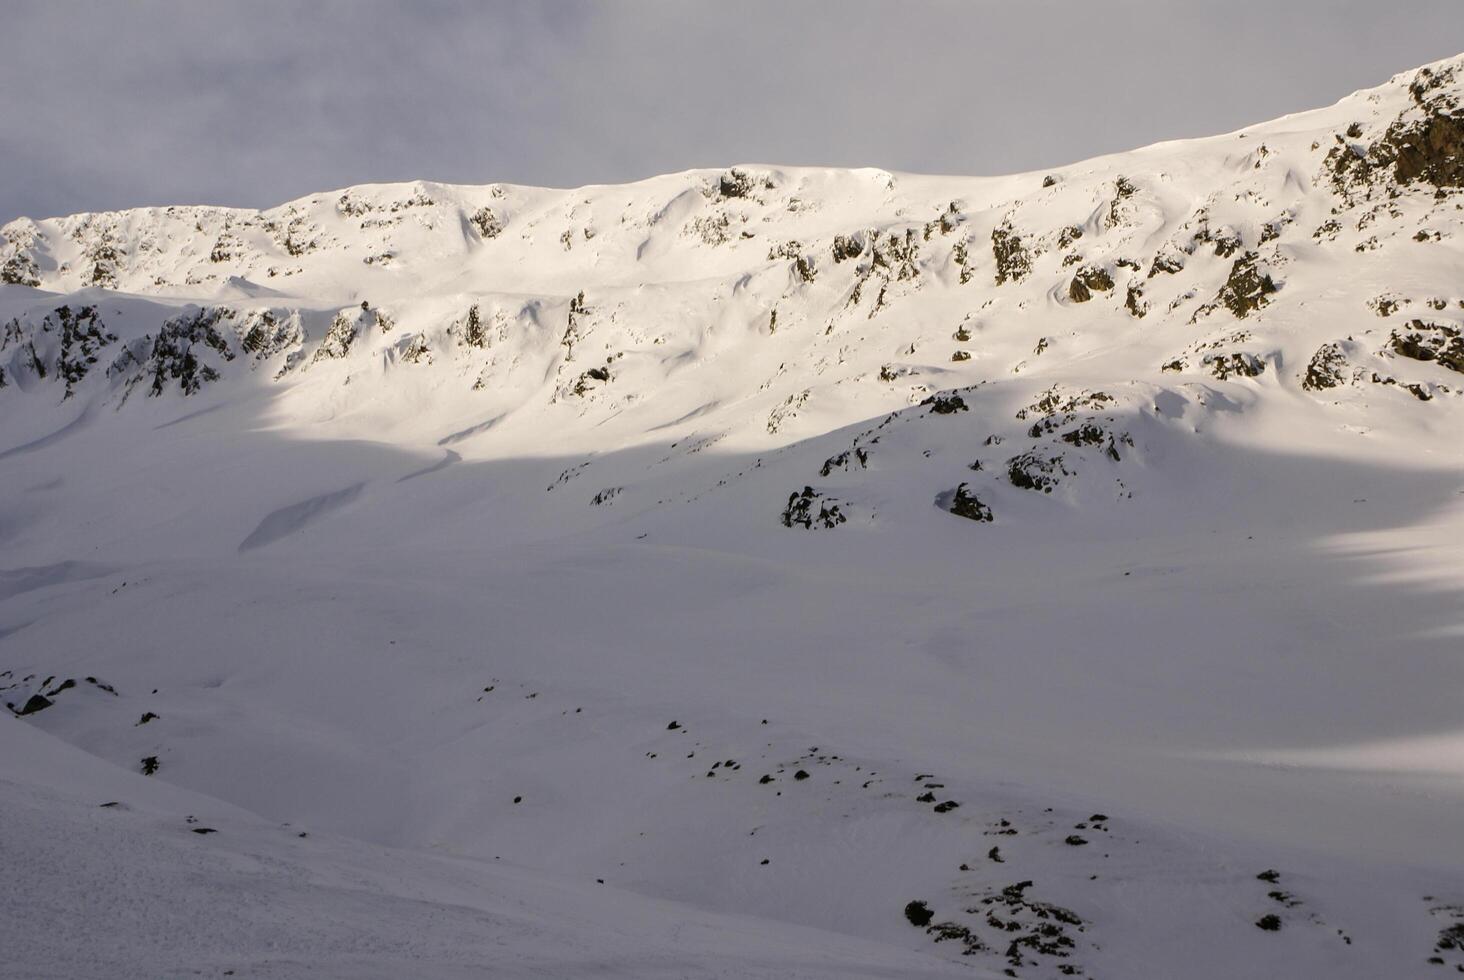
[1068,266,1114,304]
[1007,451,1066,494]
[1268,890,1302,909]
[1389,320,1463,373]
[780,487,846,530]
[968,880,1087,971]
[905,901,936,927]
[1215,252,1279,318]
[947,483,993,522]
[17,694,51,716]
[1302,342,1349,390]
[923,392,969,415]
[819,446,869,477]
[986,819,1019,837]
[992,222,1033,285]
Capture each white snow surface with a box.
[3,55,1464,979]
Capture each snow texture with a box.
[4,54,1464,979]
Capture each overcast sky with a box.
[3,0,1463,224]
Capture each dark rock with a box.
[1214,252,1278,318]
[1007,451,1067,494]
[780,487,847,530]
[1148,252,1185,277]
[1302,343,1350,390]
[43,678,76,697]
[992,222,1032,285]
[1389,320,1464,373]
[1068,266,1114,303]
[831,233,865,263]
[1125,283,1147,318]
[717,169,756,199]
[17,694,52,716]
[904,901,935,927]
[1203,351,1266,380]
[947,482,993,522]
[469,207,503,239]
[924,392,969,414]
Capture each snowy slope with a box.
[2,54,1464,979]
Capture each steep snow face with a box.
[3,56,1464,980]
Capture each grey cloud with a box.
[2,0,1462,223]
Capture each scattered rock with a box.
[17,694,51,716]
[992,222,1033,285]
[1213,252,1279,319]
[946,483,994,522]
[780,486,847,530]
[905,901,935,927]
[924,392,969,415]
[1303,342,1350,390]
[1068,266,1114,303]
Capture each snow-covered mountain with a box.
[3,54,1463,979]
